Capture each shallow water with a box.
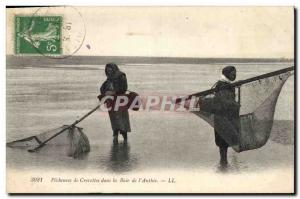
[6,62,294,174]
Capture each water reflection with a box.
[216,154,249,173]
[104,141,138,173]
[217,164,229,173]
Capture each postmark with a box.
[14,6,86,58]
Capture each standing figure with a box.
[213,66,240,167]
[100,63,131,143]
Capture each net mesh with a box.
[7,125,90,158]
[190,70,293,152]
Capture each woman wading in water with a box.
[99,63,131,143]
[212,66,240,167]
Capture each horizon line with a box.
[6,54,294,60]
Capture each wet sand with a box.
[6,62,294,192]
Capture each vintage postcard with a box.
[6,6,294,193]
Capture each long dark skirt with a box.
[214,115,239,147]
[108,110,131,132]
[214,130,229,148]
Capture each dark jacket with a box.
[100,71,128,95]
[100,69,131,132]
[213,80,240,147]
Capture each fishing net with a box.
[184,67,293,152]
[7,125,90,158]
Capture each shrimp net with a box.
[6,125,90,158]
[185,67,293,152]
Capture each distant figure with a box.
[213,66,240,167]
[100,63,131,143]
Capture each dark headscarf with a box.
[222,66,236,80]
[105,63,120,79]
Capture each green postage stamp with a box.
[15,16,62,55]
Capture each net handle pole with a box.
[71,104,100,127]
[176,66,294,103]
[28,104,100,152]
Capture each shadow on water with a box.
[215,153,249,174]
[100,141,138,173]
[216,162,239,174]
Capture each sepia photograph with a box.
[5,6,294,193]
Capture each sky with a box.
[7,6,294,58]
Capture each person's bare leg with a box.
[219,146,228,167]
[120,131,127,142]
[113,130,119,143]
